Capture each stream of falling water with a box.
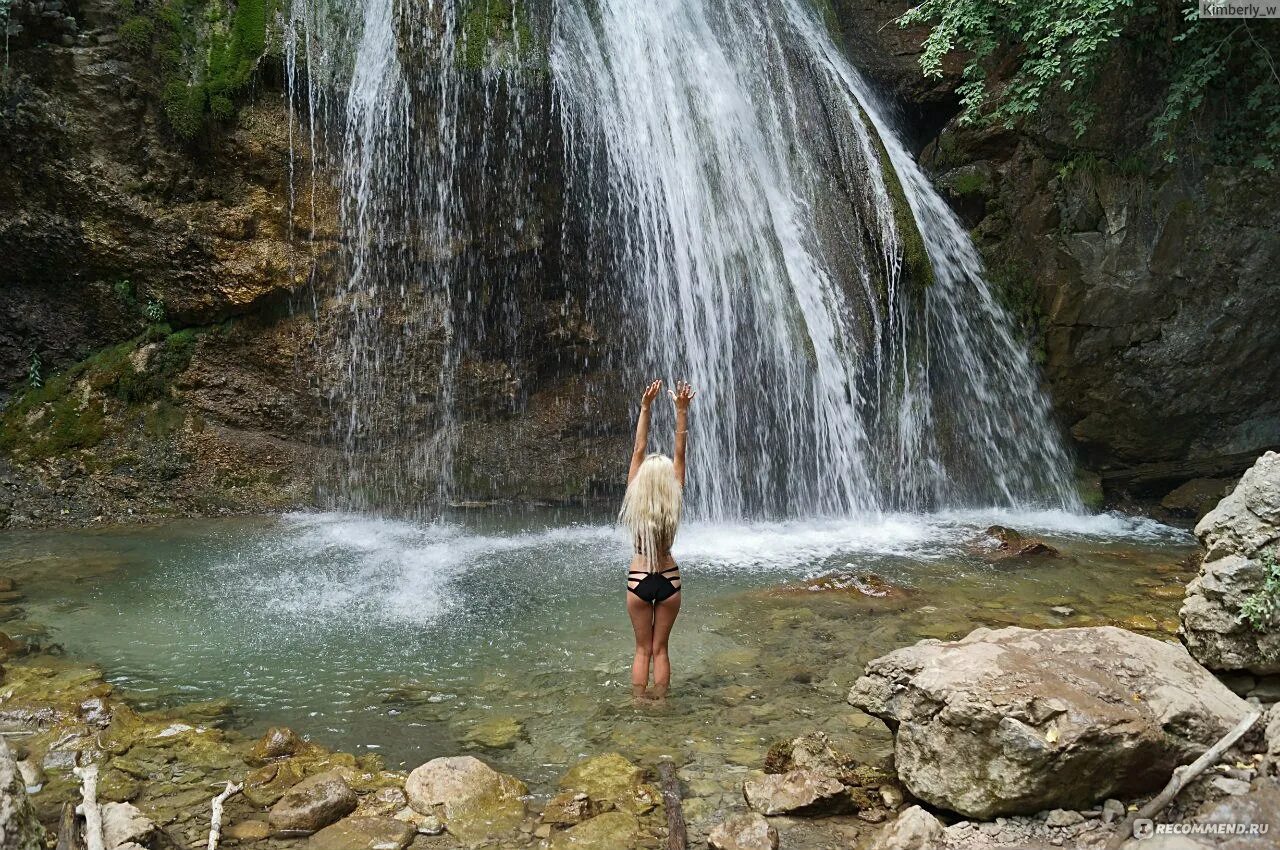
[284,0,1081,518]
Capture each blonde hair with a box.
[620,453,682,563]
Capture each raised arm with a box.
[628,380,662,483]
[669,380,696,487]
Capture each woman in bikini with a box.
[620,378,696,699]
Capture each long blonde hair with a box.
[620,453,682,563]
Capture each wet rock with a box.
[392,807,444,835]
[539,791,594,826]
[868,805,945,850]
[102,801,156,848]
[461,716,524,750]
[707,812,778,850]
[249,726,311,763]
[268,770,358,833]
[967,527,1061,565]
[849,625,1252,818]
[1163,478,1234,519]
[548,811,639,850]
[558,753,659,815]
[404,756,527,845]
[225,820,272,841]
[0,739,42,850]
[305,816,415,850]
[743,768,848,816]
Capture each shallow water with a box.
[0,508,1194,794]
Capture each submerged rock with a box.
[1182,451,1280,674]
[965,526,1062,565]
[849,625,1252,818]
[708,812,778,850]
[268,770,359,833]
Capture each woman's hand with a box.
[641,379,663,409]
[669,380,697,410]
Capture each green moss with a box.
[119,16,156,53]
[947,169,989,197]
[458,0,536,70]
[116,0,277,139]
[986,259,1045,363]
[0,328,203,461]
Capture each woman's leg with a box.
[650,591,681,694]
[626,592,655,694]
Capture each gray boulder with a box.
[742,768,847,815]
[268,770,358,833]
[0,739,41,850]
[1182,451,1280,674]
[849,626,1251,818]
[868,805,945,850]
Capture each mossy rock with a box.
[549,811,640,850]
[557,753,658,815]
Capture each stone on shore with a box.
[548,811,639,850]
[404,756,527,845]
[743,768,848,816]
[102,802,156,848]
[0,739,43,850]
[868,805,945,850]
[268,770,359,833]
[708,812,779,850]
[305,816,415,850]
[848,625,1252,818]
[250,726,315,764]
[1182,451,1280,674]
[557,753,658,815]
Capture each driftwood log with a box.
[658,760,687,850]
[1105,710,1261,850]
[72,765,104,850]
[55,801,86,850]
[207,781,244,850]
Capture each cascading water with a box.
[285,0,1081,518]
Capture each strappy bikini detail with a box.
[627,566,681,604]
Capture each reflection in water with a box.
[1,509,1192,787]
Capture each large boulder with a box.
[557,753,659,815]
[0,739,41,850]
[1182,452,1280,673]
[404,756,527,846]
[848,626,1251,818]
[268,770,359,833]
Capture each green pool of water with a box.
[0,507,1194,794]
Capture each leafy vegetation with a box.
[0,326,201,460]
[1241,549,1280,633]
[900,0,1280,168]
[115,0,277,139]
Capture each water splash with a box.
[285,0,1080,518]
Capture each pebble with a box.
[1050,606,1075,617]
[1101,799,1125,824]
[1045,809,1085,828]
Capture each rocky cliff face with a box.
[3,0,1277,525]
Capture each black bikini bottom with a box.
[628,568,680,604]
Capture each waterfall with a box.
[285,0,1081,518]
